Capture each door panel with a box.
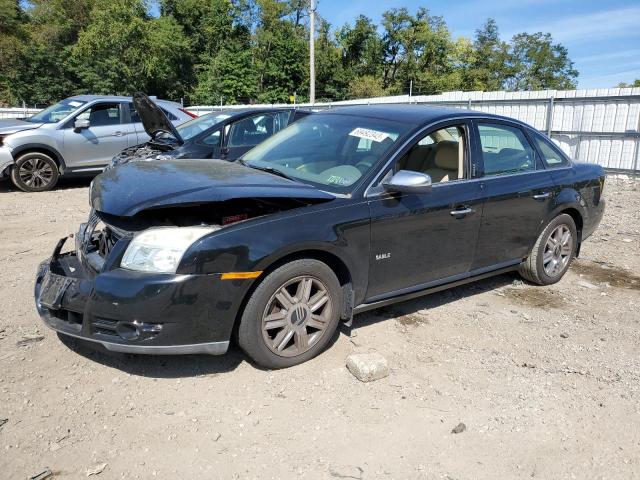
[471,121,557,270]
[367,182,484,299]
[471,172,556,269]
[62,103,131,169]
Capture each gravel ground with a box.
[0,175,639,480]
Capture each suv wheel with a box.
[11,152,59,192]
[519,213,577,285]
[237,259,342,368]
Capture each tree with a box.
[617,79,640,88]
[253,0,307,103]
[71,0,191,99]
[192,34,257,104]
[506,32,578,91]
[348,75,386,99]
[0,0,28,105]
[337,15,383,79]
[463,18,512,91]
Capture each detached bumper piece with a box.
[34,236,230,355]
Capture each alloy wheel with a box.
[261,275,333,357]
[18,158,54,189]
[543,224,573,277]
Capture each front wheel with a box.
[237,259,342,368]
[10,152,59,192]
[519,213,577,285]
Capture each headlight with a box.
[121,227,217,273]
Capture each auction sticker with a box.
[349,127,389,143]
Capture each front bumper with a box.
[0,146,14,176]
[34,237,234,355]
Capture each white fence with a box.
[192,87,640,172]
[4,88,640,171]
[0,107,40,119]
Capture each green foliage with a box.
[0,2,582,106]
[506,32,578,90]
[617,79,640,88]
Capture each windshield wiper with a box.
[239,160,296,181]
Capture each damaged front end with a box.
[34,157,336,354]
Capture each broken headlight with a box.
[121,227,217,273]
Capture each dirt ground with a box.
[1,175,639,480]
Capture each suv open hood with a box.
[91,159,334,217]
[133,92,184,144]
[0,119,41,135]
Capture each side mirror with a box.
[74,118,90,131]
[382,170,432,194]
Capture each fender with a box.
[531,187,587,257]
[179,202,372,304]
[11,143,68,172]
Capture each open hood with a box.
[132,92,184,144]
[0,119,41,135]
[91,159,334,217]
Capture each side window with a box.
[129,103,140,123]
[532,135,569,168]
[227,113,280,148]
[397,125,466,184]
[478,123,536,176]
[202,129,221,146]
[76,103,121,127]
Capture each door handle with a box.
[450,207,475,218]
[533,192,551,200]
[113,131,125,137]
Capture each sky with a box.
[314,0,640,89]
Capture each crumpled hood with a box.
[91,159,334,217]
[133,92,183,144]
[0,119,41,135]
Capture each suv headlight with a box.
[121,227,217,273]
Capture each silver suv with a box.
[0,95,194,191]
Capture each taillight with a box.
[179,108,197,118]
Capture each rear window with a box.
[532,134,569,168]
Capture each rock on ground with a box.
[346,352,389,382]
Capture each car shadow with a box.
[58,333,245,378]
[0,176,93,193]
[58,272,519,378]
[343,272,520,332]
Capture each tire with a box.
[237,259,342,369]
[519,213,577,285]
[10,152,59,192]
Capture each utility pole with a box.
[309,0,316,105]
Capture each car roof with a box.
[321,104,532,129]
[68,95,178,106]
[204,107,305,116]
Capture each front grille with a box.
[79,210,129,272]
[92,317,118,337]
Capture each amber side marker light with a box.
[220,271,263,280]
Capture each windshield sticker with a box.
[327,175,350,186]
[68,101,83,107]
[349,127,389,143]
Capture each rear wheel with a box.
[237,259,342,368]
[519,213,577,285]
[11,152,59,192]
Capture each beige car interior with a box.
[398,127,465,183]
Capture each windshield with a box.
[28,99,87,124]
[175,112,232,141]
[242,113,409,193]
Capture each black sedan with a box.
[111,92,310,166]
[34,105,605,368]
